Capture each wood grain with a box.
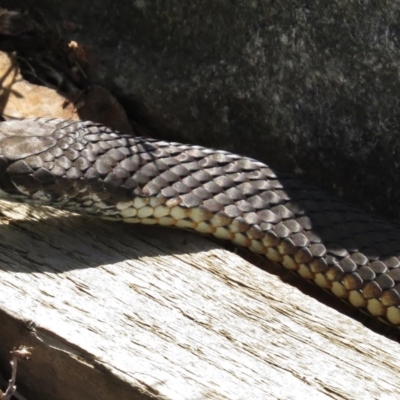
[0,199,398,400]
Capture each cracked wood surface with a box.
[0,199,399,399]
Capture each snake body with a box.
[1,117,400,326]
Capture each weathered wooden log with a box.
[0,200,398,399]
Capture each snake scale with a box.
[1,117,400,327]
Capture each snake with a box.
[0,117,400,327]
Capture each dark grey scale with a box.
[338,257,357,273]
[191,187,212,200]
[74,157,92,171]
[97,142,112,152]
[245,170,268,180]
[66,167,83,180]
[224,205,242,218]
[202,181,223,194]
[259,222,273,232]
[213,175,236,189]
[247,195,268,210]
[57,137,75,150]
[258,209,281,224]
[269,179,284,190]
[185,148,209,159]
[113,147,132,158]
[43,162,55,171]
[49,147,64,158]
[120,177,138,192]
[383,257,400,269]
[258,191,282,205]
[141,182,162,197]
[105,139,131,149]
[309,243,327,258]
[202,198,224,213]
[296,216,312,230]
[104,173,124,189]
[274,223,291,239]
[224,162,243,173]
[227,172,247,184]
[134,151,155,163]
[64,148,80,161]
[282,202,305,217]
[349,252,369,266]
[235,158,260,171]
[160,186,180,198]
[235,199,256,213]
[389,268,400,281]
[86,142,106,156]
[326,244,349,258]
[199,156,220,168]
[213,193,235,206]
[274,190,291,202]
[235,182,260,197]
[80,149,98,163]
[24,155,44,169]
[169,164,191,178]
[147,175,169,190]
[94,158,116,176]
[132,170,155,186]
[282,219,302,233]
[258,167,277,179]
[179,193,203,208]
[171,181,191,194]
[119,155,141,173]
[158,156,180,168]
[7,160,33,175]
[376,274,395,290]
[33,168,56,184]
[250,180,271,191]
[140,162,170,179]
[291,232,309,247]
[50,165,66,177]
[181,176,202,189]
[71,142,86,151]
[205,166,228,178]
[180,161,204,172]
[211,153,234,166]
[105,148,129,163]
[158,170,181,184]
[373,260,391,273]
[110,167,131,180]
[40,151,55,162]
[190,169,213,183]
[271,205,294,220]
[224,187,246,201]
[154,145,184,157]
[173,152,196,164]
